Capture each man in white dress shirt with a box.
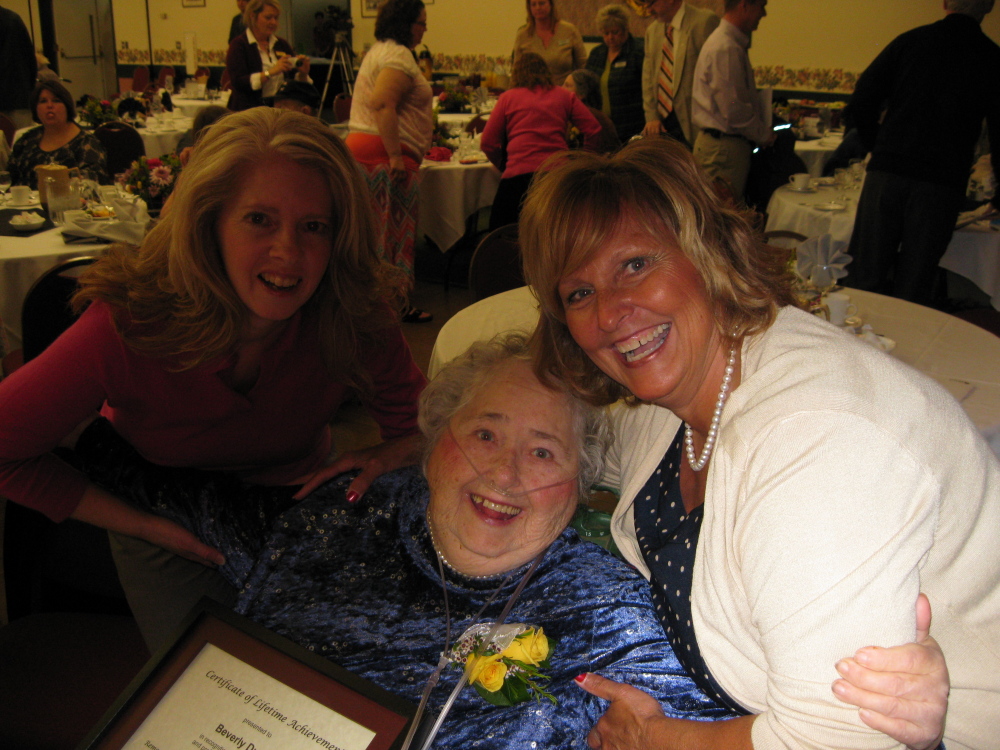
[691,0,774,202]
[640,0,720,147]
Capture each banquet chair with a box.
[131,65,150,92]
[0,254,149,750]
[467,223,524,301]
[156,65,175,90]
[333,93,352,123]
[0,112,15,153]
[95,121,146,182]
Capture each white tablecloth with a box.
[765,181,1000,310]
[139,115,192,159]
[429,286,1000,457]
[169,97,216,118]
[0,225,109,350]
[418,158,500,253]
[793,134,842,177]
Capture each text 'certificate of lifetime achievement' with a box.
[124,642,375,750]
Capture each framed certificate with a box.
[79,599,421,750]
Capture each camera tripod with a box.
[320,34,355,109]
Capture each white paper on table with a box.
[123,643,376,750]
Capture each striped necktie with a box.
[657,24,675,119]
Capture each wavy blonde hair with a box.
[520,138,795,406]
[243,0,280,32]
[74,107,404,394]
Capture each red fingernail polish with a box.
[574,674,587,683]
[346,491,359,504]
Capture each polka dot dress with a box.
[634,426,749,715]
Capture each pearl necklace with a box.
[684,343,738,472]
[426,514,504,581]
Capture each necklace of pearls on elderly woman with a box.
[684,342,738,472]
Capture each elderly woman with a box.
[512,0,585,87]
[0,108,425,651]
[584,4,645,142]
[69,333,945,749]
[481,52,600,231]
[347,0,433,323]
[8,80,108,188]
[226,0,312,112]
[521,137,995,750]
[563,69,621,154]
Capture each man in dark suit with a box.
[228,0,248,44]
[0,3,38,129]
[844,0,1000,305]
[640,0,719,147]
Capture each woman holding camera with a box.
[226,0,312,111]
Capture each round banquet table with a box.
[418,157,500,253]
[429,285,1000,458]
[1,225,109,350]
[139,114,193,159]
[793,133,842,177]
[169,97,217,118]
[765,179,1000,311]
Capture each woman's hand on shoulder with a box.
[832,594,948,750]
[292,433,424,502]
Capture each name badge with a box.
[613,60,627,68]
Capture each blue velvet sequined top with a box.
[76,419,735,749]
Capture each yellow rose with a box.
[501,628,550,666]
[466,653,507,692]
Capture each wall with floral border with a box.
[100,0,1000,95]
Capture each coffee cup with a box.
[824,291,858,326]
[10,185,31,204]
[789,173,811,191]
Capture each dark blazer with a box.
[586,34,645,142]
[0,7,37,111]
[226,32,295,112]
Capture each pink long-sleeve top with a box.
[481,85,602,179]
[0,300,426,521]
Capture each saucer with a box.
[5,197,40,209]
[785,185,816,193]
[813,202,847,211]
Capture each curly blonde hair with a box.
[520,137,795,406]
[74,107,404,395]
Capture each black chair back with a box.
[94,121,146,180]
[468,223,524,301]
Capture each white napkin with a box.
[62,197,151,245]
[795,233,852,285]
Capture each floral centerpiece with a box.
[79,97,117,128]
[451,624,557,706]
[438,82,471,114]
[116,154,182,211]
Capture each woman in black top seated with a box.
[584,4,645,142]
[8,80,109,188]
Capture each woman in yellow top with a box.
[511,0,585,86]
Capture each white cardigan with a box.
[605,306,1000,750]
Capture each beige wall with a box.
[350,0,1000,74]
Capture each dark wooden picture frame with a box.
[78,599,420,750]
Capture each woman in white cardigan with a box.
[520,138,997,750]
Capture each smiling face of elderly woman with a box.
[425,358,582,578]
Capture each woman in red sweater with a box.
[481,52,602,231]
[0,108,426,648]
